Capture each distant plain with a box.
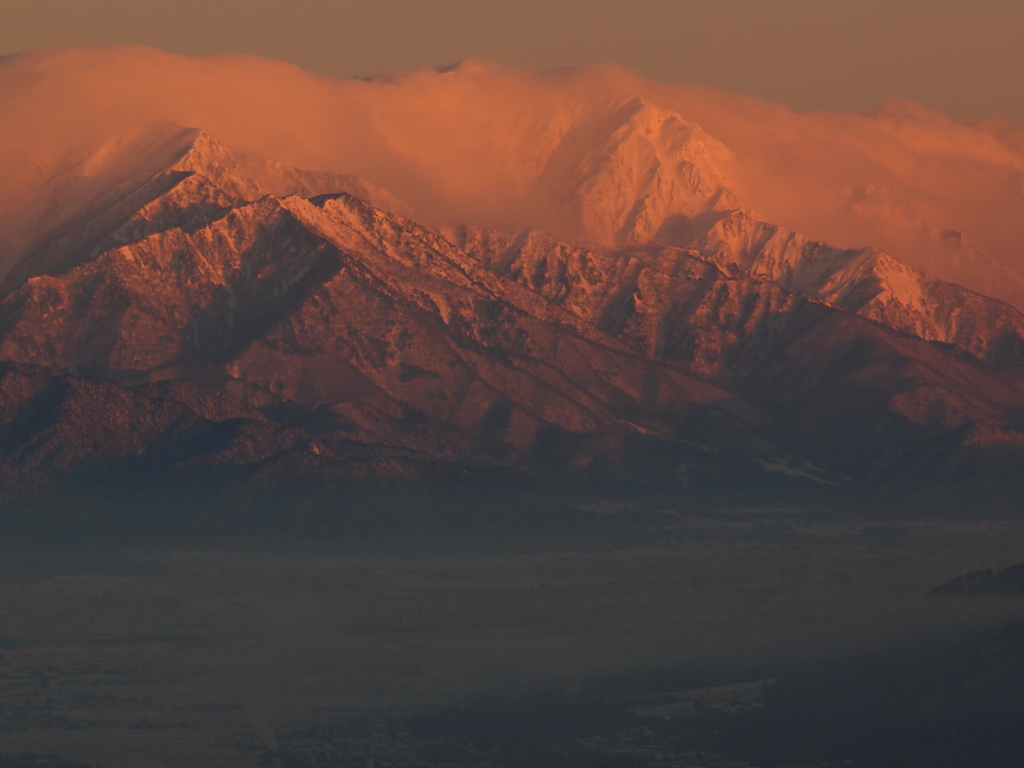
[2,496,1023,766]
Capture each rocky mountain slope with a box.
[674,209,1024,370]
[456,216,1024,373]
[0,129,407,294]
[0,131,1023,492]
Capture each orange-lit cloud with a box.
[1,46,1022,307]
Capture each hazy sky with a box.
[3,0,1023,125]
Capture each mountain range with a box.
[1,48,1023,497]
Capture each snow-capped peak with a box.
[170,129,411,215]
[0,129,411,293]
[534,98,738,247]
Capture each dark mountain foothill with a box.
[932,562,1024,596]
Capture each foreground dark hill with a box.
[0,132,1023,494]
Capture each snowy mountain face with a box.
[0,129,407,294]
[0,48,1023,493]
[530,98,737,246]
[659,209,1024,370]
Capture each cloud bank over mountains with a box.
[1,46,1022,308]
